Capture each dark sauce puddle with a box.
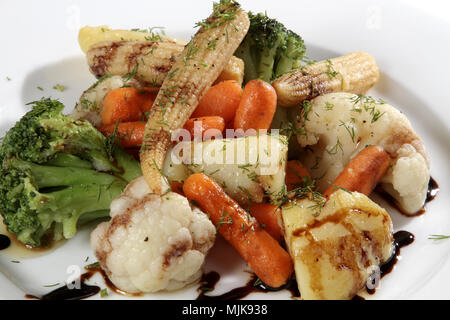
[26,265,140,300]
[197,271,299,300]
[0,234,11,250]
[365,230,415,295]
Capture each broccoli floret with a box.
[235,12,306,83]
[0,98,141,247]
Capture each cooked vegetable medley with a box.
[0,0,434,300]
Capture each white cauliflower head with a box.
[90,176,216,293]
[70,75,141,126]
[295,92,430,215]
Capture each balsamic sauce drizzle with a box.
[25,265,139,300]
[197,271,299,300]
[366,230,415,295]
[0,234,11,250]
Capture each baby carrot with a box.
[192,80,243,124]
[233,80,277,132]
[249,203,282,242]
[170,182,185,196]
[101,87,156,125]
[97,122,146,148]
[286,160,311,191]
[323,145,390,198]
[183,116,225,140]
[183,173,293,288]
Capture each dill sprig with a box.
[122,62,139,81]
[216,208,233,231]
[270,176,326,217]
[328,183,352,195]
[349,94,386,123]
[428,235,450,240]
[195,0,239,30]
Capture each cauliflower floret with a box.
[295,92,430,215]
[91,176,216,293]
[70,75,141,126]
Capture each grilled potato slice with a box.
[78,25,187,53]
[281,190,394,300]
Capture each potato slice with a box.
[281,190,394,300]
[78,26,187,53]
[163,135,288,204]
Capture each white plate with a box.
[0,0,449,300]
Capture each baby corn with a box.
[86,40,245,86]
[272,52,380,107]
[140,0,250,194]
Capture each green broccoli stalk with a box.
[235,12,306,83]
[0,98,141,247]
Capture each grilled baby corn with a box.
[140,0,250,194]
[272,52,380,107]
[86,40,245,86]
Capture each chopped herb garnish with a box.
[122,62,139,81]
[100,288,109,298]
[339,120,356,143]
[184,42,199,66]
[37,86,44,91]
[206,38,218,50]
[52,84,65,92]
[195,0,239,30]
[43,283,60,288]
[428,235,450,240]
[302,100,313,121]
[325,59,339,79]
[326,138,344,155]
[6,76,11,81]
[325,102,334,111]
[253,277,263,287]
[88,74,112,90]
[85,262,100,270]
[152,159,172,191]
[167,68,179,79]
[328,183,352,194]
[216,207,233,231]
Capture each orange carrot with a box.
[234,80,277,132]
[183,116,225,140]
[101,87,156,125]
[98,122,146,148]
[183,173,293,288]
[323,146,391,198]
[192,80,243,124]
[249,203,282,242]
[170,182,185,196]
[286,160,311,191]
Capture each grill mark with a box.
[127,42,158,71]
[293,207,391,299]
[90,41,125,77]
